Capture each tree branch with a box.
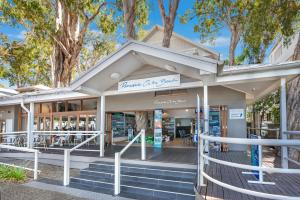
[158,0,167,20]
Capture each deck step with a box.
[80,169,194,189]
[89,162,196,179]
[69,161,196,200]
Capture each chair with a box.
[74,133,83,145]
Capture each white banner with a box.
[118,74,180,92]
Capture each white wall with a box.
[269,32,299,64]
[106,86,247,151]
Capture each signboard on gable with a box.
[118,74,180,92]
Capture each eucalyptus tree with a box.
[241,0,299,64]
[182,0,251,65]
[158,0,180,48]
[0,33,52,87]
[0,0,118,87]
[117,0,149,40]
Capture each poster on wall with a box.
[229,109,245,119]
[154,109,163,148]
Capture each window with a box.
[68,100,81,111]
[79,115,87,131]
[82,99,97,110]
[34,104,40,114]
[54,102,65,112]
[41,103,51,113]
[88,115,96,131]
[53,116,60,130]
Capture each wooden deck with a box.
[200,150,300,200]
[2,144,300,199]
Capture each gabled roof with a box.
[141,25,220,59]
[70,40,219,92]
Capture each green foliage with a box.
[0,32,52,87]
[0,0,120,87]
[253,90,280,124]
[0,165,27,182]
[79,30,117,73]
[182,0,250,41]
[241,0,300,64]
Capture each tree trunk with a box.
[52,0,103,87]
[123,0,136,40]
[228,25,240,66]
[158,0,180,48]
[293,32,300,60]
[287,32,300,161]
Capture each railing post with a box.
[34,150,38,180]
[63,149,70,186]
[100,95,105,157]
[114,152,121,196]
[199,134,205,186]
[280,77,288,169]
[258,139,263,183]
[141,129,146,161]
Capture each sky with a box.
[0,1,272,87]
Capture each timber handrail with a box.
[114,129,146,196]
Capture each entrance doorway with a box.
[107,106,227,149]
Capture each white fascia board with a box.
[0,91,89,106]
[70,41,218,91]
[75,86,102,96]
[0,88,19,95]
[216,67,300,84]
[103,81,203,96]
[133,43,217,73]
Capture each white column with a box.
[204,85,209,153]
[100,95,105,157]
[280,77,288,169]
[141,129,146,160]
[29,102,34,148]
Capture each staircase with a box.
[69,161,196,200]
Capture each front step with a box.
[69,161,196,200]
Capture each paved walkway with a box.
[0,182,86,200]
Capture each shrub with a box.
[0,164,27,182]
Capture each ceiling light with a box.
[110,73,120,80]
[165,64,176,71]
[185,109,189,112]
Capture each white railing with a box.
[284,131,300,166]
[32,130,101,151]
[0,131,27,147]
[247,127,280,139]
[198,133,300,200]
[63,131,104,186]
[0,144,40,180]
[114,129,146,196]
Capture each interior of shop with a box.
[110,107,224,148]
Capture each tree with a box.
[0,0,118,87]
[118,0,149,40]
[0,32,52,87]
[241,0,299,64]
[79,30,117,74]
[182,0,250,65]
[253,91,280,129]
[158,0,180,48]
